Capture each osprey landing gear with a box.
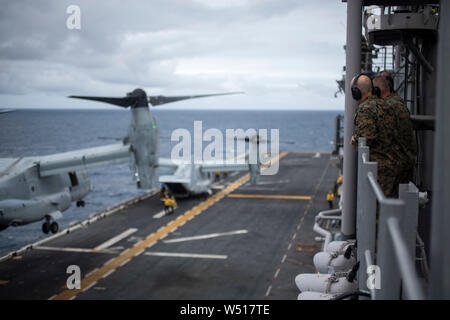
[76,200,85,207]
[42,216,59,234]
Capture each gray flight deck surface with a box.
[0,152,338,300]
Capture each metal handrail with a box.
[387,217,425,300]
[313,207,342,251]
[367,172,404,206]
[357,138,425,300]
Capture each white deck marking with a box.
[81,281,97,293]
[35,246,96,253]
[314,152,321,158]
[274,268,281,279]
[102,269,115,279]
[93,287,106,291]
[153,210,166,219]
[101,246,124,254]
[94,228,138,251]
[163,230,248,244]
[103,257,116,266]
[265,285,273,297]
[119,258,131,267]
[85,268,99,278]
[145,252,227,260]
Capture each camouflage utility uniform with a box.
[385,93,416,185]
[353,95,404,197]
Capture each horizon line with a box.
[8,107,345,111]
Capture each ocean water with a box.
[0,109,341,256]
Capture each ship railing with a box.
[356,138,425,300]
[313,206,342,251]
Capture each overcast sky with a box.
[0,0,347,110]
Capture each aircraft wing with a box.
[158,157,252,172]
[38,143,131,177]
[159,175,191,184]
[199,157,260,184]
[158,155,259,185]
[0,158,21,177]
[199,162,251,173]
[158,157,179,169]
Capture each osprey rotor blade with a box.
[229,135,294,145]
[148,91,244,106]
[230,135,271,144]
[68,95,138,108]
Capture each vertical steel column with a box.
[429,0,450,300]
[398,183,420,300]
[394,45,402,92]
[398,183,419,262]
[341,0,362,238]
[404,48,409,104]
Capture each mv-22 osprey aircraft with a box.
[0,89,260,234]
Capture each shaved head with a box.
[351,74,372,95]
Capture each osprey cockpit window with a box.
[69,172,79,187]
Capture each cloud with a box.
[0,0,346,110]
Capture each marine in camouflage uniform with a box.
[353,95,405,197]
[384,92,416,185]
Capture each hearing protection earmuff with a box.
[372,85,381,97]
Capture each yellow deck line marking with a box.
[227,194,311,200]
[50,152,288,300]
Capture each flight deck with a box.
[0,151,338,300]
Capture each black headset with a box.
[384,74,395,93]
[351,73,381,100]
